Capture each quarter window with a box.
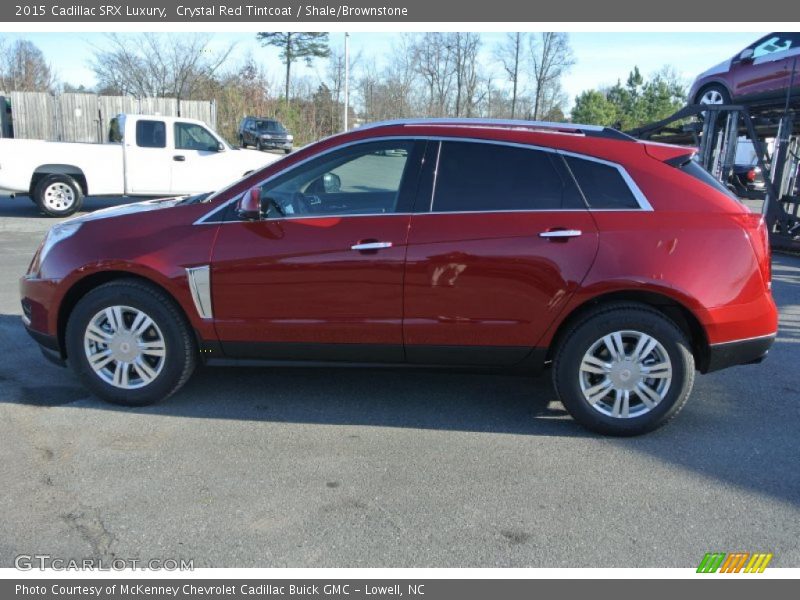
[431,141,582,212]
[135,120,166,148]
[563,155,641,210]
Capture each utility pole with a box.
[344,32,350,132]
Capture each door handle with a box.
[539,229,582,239]
[351,241,393,251]
[173,155,186,162]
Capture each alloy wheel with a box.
[83,305,166,389]
[578,330,673,419]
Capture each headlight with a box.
[287,135,294,142]
[38,222,82,268]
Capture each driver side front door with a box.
[210,139,426,362]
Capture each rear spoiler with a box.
[642,141,697,164]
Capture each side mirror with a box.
[237,187,261,221]
[323,172,341,193]
[739,48,754,62]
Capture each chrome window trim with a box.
[194,135,654,225]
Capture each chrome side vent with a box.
[186,266,213,319]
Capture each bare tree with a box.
[496,32,524,118]
[447,33,481,117]
[0,39,56,92]
[528,32,574,121]
[412,33,456,117]
[91,33,233,102]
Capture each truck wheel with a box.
[284,148,292,154]
[65,279,197,407]
[240,136,247,148]
[34,174,84,217]
[552,303,695,436]
[256,140,264,151]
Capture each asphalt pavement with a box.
[0,194,798,568]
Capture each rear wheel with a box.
[34,174,83,217]
[65,280,196,406]
[552,303,695,436]
[240,135,247,148]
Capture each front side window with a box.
[563,155,641,210]
[752,33,799,59]
[253,140,417,218]
[174,122,219,152]
[135,120,166,148]
[431,141,582,212]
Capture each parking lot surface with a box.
[1,195,798,567]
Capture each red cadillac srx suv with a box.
[20,119,778,435]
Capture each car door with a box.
[210,139,426,362]
[170,121,228,194]
[403,140,600,366]
[733,33,800,99]
[124,119,172,194]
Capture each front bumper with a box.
[24,323,66,367]
[704,333,775,373]
[258,138,292,149]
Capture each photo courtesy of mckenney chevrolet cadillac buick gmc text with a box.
[20,119,778,436]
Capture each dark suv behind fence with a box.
[238,116,293,153]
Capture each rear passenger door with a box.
[403,140,600,366]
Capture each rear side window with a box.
[136,120,166,148]
[678,158,741,202]
[432,141,583,212]
[564,155,641,209]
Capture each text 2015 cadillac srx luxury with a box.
[20,119,778,435]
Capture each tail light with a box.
[733,212,772,291]
[746,168,757,182]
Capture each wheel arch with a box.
[56,270,194,360]
[546,289,710,372]
[31,165,89,196]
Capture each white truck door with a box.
[170,121,230,194]
[124,119,173,195]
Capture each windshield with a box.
[255,120,286,133]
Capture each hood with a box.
[64,196,197,225]
[695,58,732,80]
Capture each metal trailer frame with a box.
[627,103,800,251]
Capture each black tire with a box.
[65,279,197,407]
[34,174,84,217]
[284,148,292,154]
[256,140,264,151]
[695,83,731,106]
[240,135,247,148]
[552,303,695,436]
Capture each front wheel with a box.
[552,304,695,436]
[696,84,731,106]
[65,279,197,406]
[34,174,84,217]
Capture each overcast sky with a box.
[1,31,765,107]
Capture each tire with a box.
[284,148,292,154]
[552,303,695,436]
[65,279,197,407]
[696,83,731,106]
[34,174,84,217]
[240,135,247,148]
[256,140,264,151]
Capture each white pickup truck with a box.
[0,113,281,216]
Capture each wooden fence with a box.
[0,91,216,143]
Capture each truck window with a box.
[174,122,219,152]
[136,120,166,148]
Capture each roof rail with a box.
[357,118,633,141]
